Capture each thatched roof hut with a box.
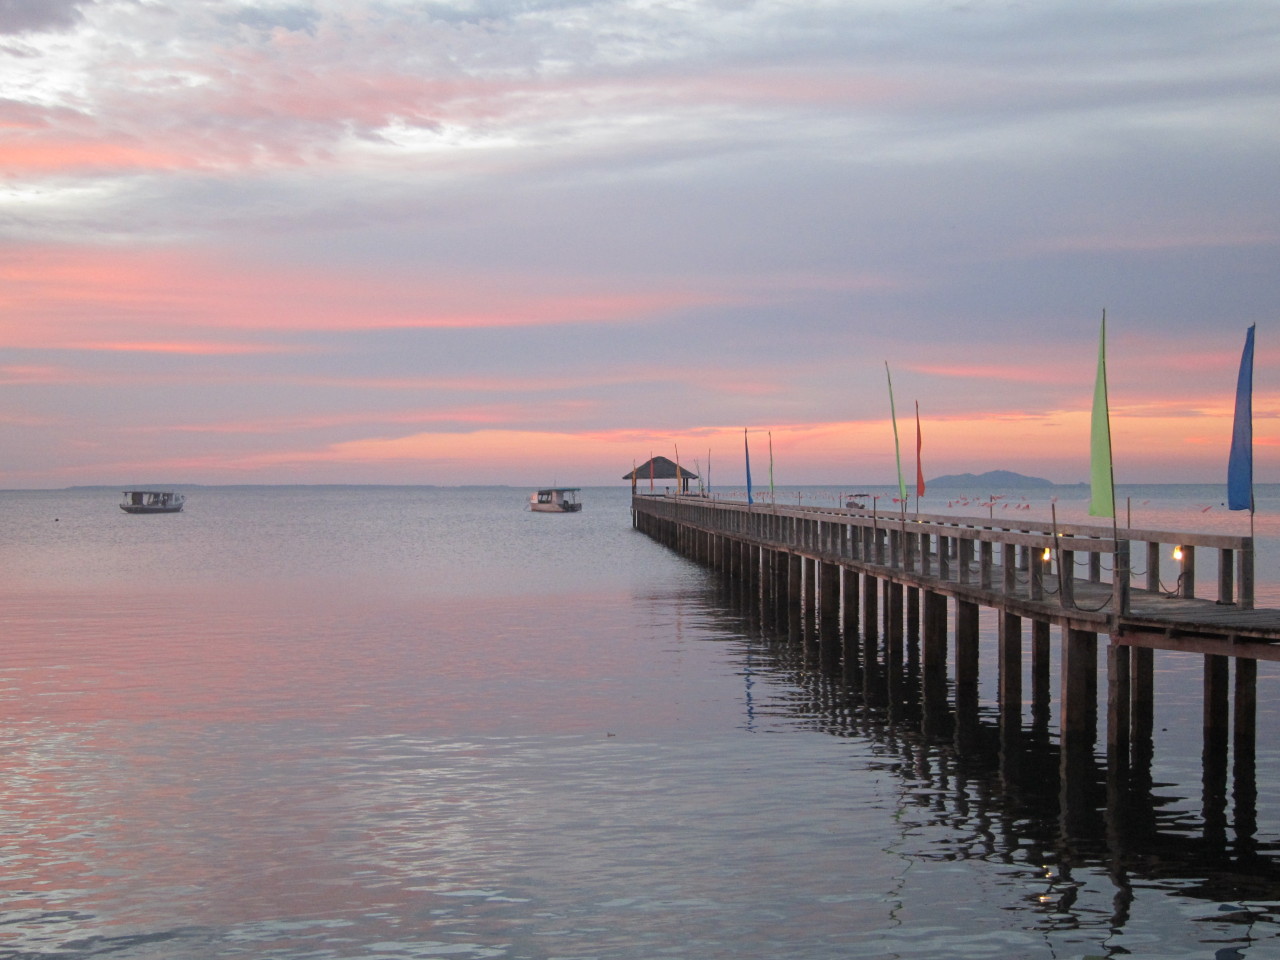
[624,456,698,493]
[622,456,697,481]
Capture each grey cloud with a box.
[226,5,320,35]
[0,0,92,34]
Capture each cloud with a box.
[0,1,1277,485]
[0,0,92,35]
[66,340,298,355]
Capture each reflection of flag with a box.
[886,363,907,504]
[1228,324,1256,511]
[1089,312,1114,518]
[915,401,926,498]
[744,428,754,505]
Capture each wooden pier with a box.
[632,492,1275,837]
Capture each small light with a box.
[1173,545,1184,561]
[1042,547,1052,562]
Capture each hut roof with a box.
[623,456,698,480]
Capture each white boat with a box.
[528,488,582,513]
[120,490,185,514]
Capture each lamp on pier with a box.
[1172,545,1186,598]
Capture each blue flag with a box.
[1228,324,1256,511]
[744,428,753,505]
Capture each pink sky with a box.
[1,0,1277,487]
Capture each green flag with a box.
[1089,312,1114,518]
[886,363,907,505]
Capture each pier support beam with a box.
[955,599,980,750]
[1203,654,1230,850]
[1130,646,1155,792]
[1107,643,1131,770]
[998,612,1022,778]
[1235,656,1259,854]
[803,558,818,637]
[862,571,879,643]
[1061,629,1098,746]
[886,582,904,676]
[842,568,860,638]
[1060,628,1100,835]
[1031,619,1052,735]
[922,591,949,737]
[787,553,802,611]
[771,550,788,620]
[820,562,841,633]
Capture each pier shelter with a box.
[625,456,698,495]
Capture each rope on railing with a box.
[1073,594,1113,613]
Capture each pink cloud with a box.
[0,364,74,384]
[907,362,1076,385]
[1,138,201,174]
[163,402,586,436]
[67,341,296,355]
[0,244,731,346]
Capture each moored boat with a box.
[528,488,582,513]
[120,490,185,514]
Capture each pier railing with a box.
[633,493,1254,615]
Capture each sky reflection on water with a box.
[1,485,1279,958]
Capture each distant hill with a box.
[927,470,1054,489]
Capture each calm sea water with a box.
[2,483,1279,960]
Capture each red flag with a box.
[915,401,926,498]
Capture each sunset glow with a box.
[1,0,1276,487]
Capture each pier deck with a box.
[632,492,1277,656]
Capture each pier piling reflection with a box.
[634,492,1280,920]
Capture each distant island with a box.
[927,470,1057,489]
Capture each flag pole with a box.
[768,430,775,502]
[886,363,908,511]
[915,400,926,519]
